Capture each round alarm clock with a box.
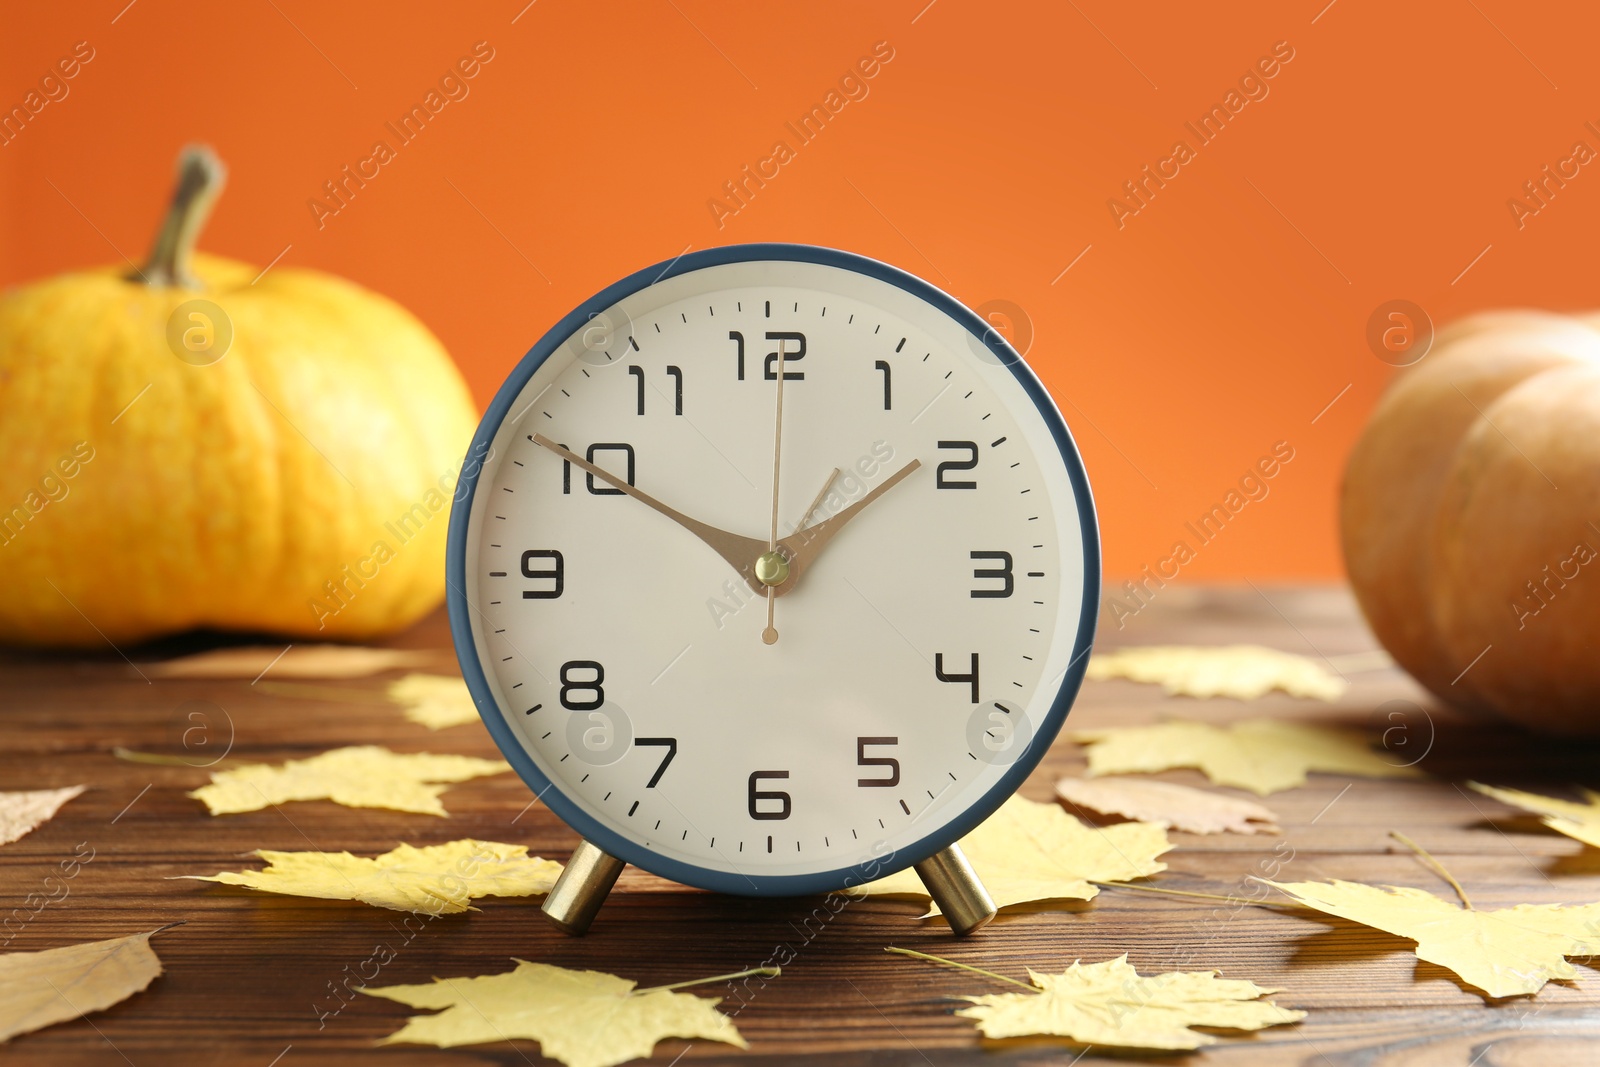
[447,244,1098,936]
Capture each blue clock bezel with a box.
[447,242,1100,897]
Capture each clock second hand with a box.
[760,337,788,646]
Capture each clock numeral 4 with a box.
[559,660,605,710]
[560,443,635,495]
[970,550,1013,598]
[935,441,978,489]
[747,770,791,820]
[935,652,980,703]
[521,549,564,599]
[635,737,677,788]
[856,737,900,787]
[626,365,683,416]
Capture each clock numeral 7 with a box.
[634,737,677,788]
[560,442,635,495]
[935,652,980,703]
[626,365,683,416]
[856,737,900,787]
[747,770,791,820]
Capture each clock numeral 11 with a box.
[626,365,683,416]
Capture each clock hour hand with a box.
[530,434,770,584]
[774,459,922,590]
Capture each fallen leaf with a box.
[388,674,480,730]
[186,839,561,913]
[1073,719,1421,795]
[1088,645,1346,702]
[0,929,167,1043]
[1470,782,1600,849]
[145,645,433,680]
[363,959,752,1067]
[1264,878,1600,998]
[896,950,1303,1051]
[189,745,509,816]
[0,786,85,846]
[1055,777,1279,835]
[857,795,1170,915]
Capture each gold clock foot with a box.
[542,839,625,935]
[914,844,996,937]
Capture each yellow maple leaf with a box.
[387,674,480,730]
[189,745,509,816]
[1264,878,1600,998]
[0,786,85,847]
[1088,645,1346,701]
[1470,782,1600,849]
[363,959,752,1067]
[1072,719,1421,795]
[0,929,167,1043]
[856,795,1169,915]
[1055,776,1280,835]
[184,839,562,913]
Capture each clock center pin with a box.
[754,550,790,587]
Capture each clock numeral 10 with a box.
[935,652,980,703]
[626,365,683,416]
[747,771,791,820]
[521,549,564,599]
[558,660,605,710]
[856,737,900,787]
[561,443,636,495]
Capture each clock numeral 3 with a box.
[856,737,900,787]
[936,441,978,489]
[520,549,564,599]
[970,551,1013,598]
[747,770,792,820]
[635,737,677,788]
[559,660,605,710]
[561,443,636,495]
[935,652,980,703]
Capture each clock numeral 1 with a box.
[561,443,636,495]
[635,737,677,788]
[559,660,605,710]
[520,549,564,599]
[874,359,891,410]
[969,550,1013,598]
[936,441,979,489]
[627,365,684,416]
[747,770,791,820]
[935,652,980,703]
[856,737,900,787]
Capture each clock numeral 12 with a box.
[747,770,791,820]
[730,330,806,381]
[935,652,980,703]
[856,737,900,787]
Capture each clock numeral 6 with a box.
[935,652,980,703]
[560,443,636,495]
[936,441,978,489]
[559,660,605,710]
[635,737,677,788]
[747,770,791,820]
[521,549,564,599]
[856,737,900,787]
[970,550,1013,598]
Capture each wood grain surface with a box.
[3,585,1599,1066]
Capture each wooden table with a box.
[4,585,1599,1066]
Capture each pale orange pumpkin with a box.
[1342,309,1600,736]
[0,147,479,647]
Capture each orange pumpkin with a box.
[1342,309,1600,736]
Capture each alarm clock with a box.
[447,244,1098,936]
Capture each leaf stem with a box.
[633,966,780,996]
[1389,830,1472,909]
[1089,880,1301,908]
[884,946,1035,991]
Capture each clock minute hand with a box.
[775,458,922,589]
[530,434,769,583]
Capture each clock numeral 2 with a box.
[561,443,635,495]
[747,770,791,820]
[936,441,978,489]
[521,549,564,599]
[627,365,683,416]
[856,737,900,787]
[635,737,676,788]
[559,660,605,710]
[935,652,980,703]
[970,551,1013,598]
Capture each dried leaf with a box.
[363,959,750,1067]
[1469,782,1600,849]
[1088,645,1346,701]
[388,674,480,730]
[145,645,433,680]
[189,745,508,816]
[1055,777,1279,835]
[186,839,562,913]
[0,786,85,846]
[1073,719,1421,795]
[0,930,166,1043]
[857,795,1170,915]
[1265,878,1600,998]
[943,954,1304,1050]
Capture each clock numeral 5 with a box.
[559,660,605,710]
[970,551,1013,598]
[560,443,635,495]
[626,365,683,416]
[747,770,791,820]
[635,737,677,788]
[856,737,900,787]
[521,549,564,599]
[936,441,978,489]
[935,652,980,703]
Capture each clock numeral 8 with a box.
[559,660,605,710]
[747,770,791,820]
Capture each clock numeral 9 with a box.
[856,737,900,787]
[970,551,1013,598]
[560,443,636,495]
[521,549,564,599]
[559,660,605,710]
[936,441,978,489]
[747,770,791,820]
[935,652,980,703]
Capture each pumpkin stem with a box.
[132,145,226,288]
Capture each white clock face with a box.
[459,254,1093,891]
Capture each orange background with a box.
[4,1,1595,586]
